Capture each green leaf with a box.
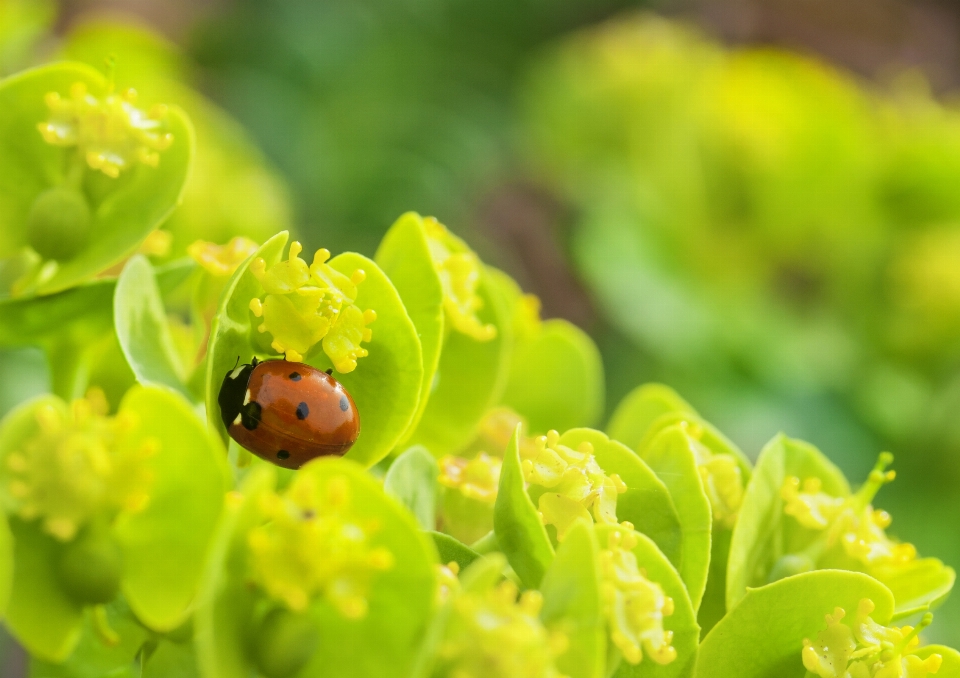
[501,319,604,434]
[407,265,512,456]
[0,511,10,616]
[384,445,439,530]
[141,639,200,678]
[697,570,895,678]
[197,458,438,678]
[870,557,955,621]
[5,516,85,661]
[329,252,423,467]
[28,599,150,678]
[607,384,695,452]
[114,255,189,398]
[375,212,445,442]
[205,234,423,467]
[637,425,712,611]
[113,385,229,631]
[0,259,194,348]
[428,531,480,572]
[636,411,752,480]
[557,428,683,566]
[727,434,847,609]
[540,519,604,678]
[597,525,699,678]
[494,424,554,589]
[195,466,274,678]
[0,62,193,296]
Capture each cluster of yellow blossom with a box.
[249,242,376,371]
[423,217,496,342]
[1,391,154,541]
[435,578,568,678]
[600,528,677,666]
[438,453,502,505]
[803,599,941,678]
[522,430,627,541]
[38,83,172,178]
[782,453,917,568]
[247,474,393,618]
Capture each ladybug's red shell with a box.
[218,359,359,469]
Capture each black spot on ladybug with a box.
[325,368,333,375]
[289,372,301,381]
[340,395,349,412]
[241,401,262,430]
[296,402,309,420]
[277,450,290,460]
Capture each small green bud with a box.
[27,187,92,261]
[767,554,815,583]
[250,607,319,678]
[56,528,123,605]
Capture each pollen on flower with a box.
[38,82,173,178]
[438,453,502,504]
[433,578,569,678]
[680,422,744,529]
[0,392,155,541]
[522,431,628,540]
[249,242,375,372]
[436,561,461,604]
[781,453,917,569]
[247,474,393,618]
[188,237,259,277]
[600,529,677,666]
[422,217,497,342]
[803,598,942,678]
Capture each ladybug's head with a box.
[218,359,258,431]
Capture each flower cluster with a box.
[423,217,496,342]
[782,453,917,568]
[522,430,627,541]
[600,528,677,666]
[38,83,173,178]
[435,579,568,678]
[249,241,376,371]
[0,392,154,541]
[803,599,942,678]
[438,453,502,504]
[682,422,744,529]
[188,236,259,277]
[247,473,394,618]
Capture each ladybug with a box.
[218,358,360,469]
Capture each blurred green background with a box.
[3,0,960,653]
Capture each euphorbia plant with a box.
[0,58,957,678]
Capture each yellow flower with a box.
[435,577,568,678]
[803,599,942,678]
[247,474,393,618]
[38,83,173,178]
[0,391,155,541]
[680,421,744,529]
[423,217,496,342]
[249,242,375,371]
[600,528,677,666]
[523,430,627,541]
[188,237,259,277]
[438,453,502,504]
[781,453,917,568]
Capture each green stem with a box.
[46,338,90,401]
[92,605,120,646]
[469,530,499,554]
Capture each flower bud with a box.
[249,607,319,678]
[55,525,123,605]
[27,187,92,261]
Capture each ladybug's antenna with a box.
[232,356,241,370]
